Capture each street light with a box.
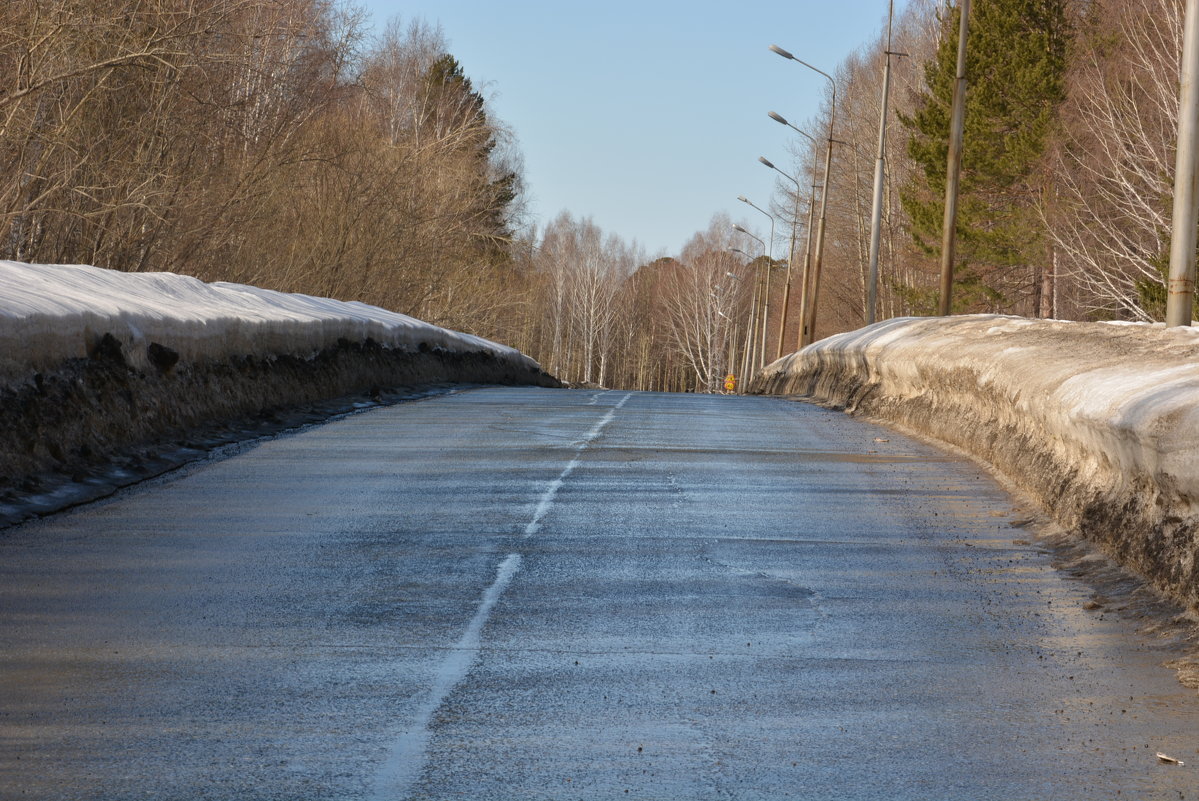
[768,111,816,145]
[770,44,837,347]
[733,226,771,370]
[737,195,776,363]
[760,123,818,357]
[729,247,760,380]
[732,223,765,254]
[737,195,776,261]
[709,253,739,393]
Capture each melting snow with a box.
[752,314,1199,607]
[0,261,528,379]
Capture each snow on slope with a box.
[0,261,532,379]
[0,261,554,525]
[750,315,1199,610]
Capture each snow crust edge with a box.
[750,315,1199,611]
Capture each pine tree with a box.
[899,0,1068,313]
[419,54,519,264]
[420,55,487,142]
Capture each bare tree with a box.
[534,213,638,385]
[1043,0,1182,320]
[659,215,749,391]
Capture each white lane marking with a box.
[370,553,521,801]
[524,393,631,538]
[371,392,631,799]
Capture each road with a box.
[2,387,1198,800]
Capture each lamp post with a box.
[756,155,804,356]
[729,247,759,379]
[770,44,837,346]
[720,267,742,388]
[737,196,775,262]
[732,229,767,369]
[760,130,815,356]
[732,224,766,257]
[736,199,776,364]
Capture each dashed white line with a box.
[370,392,631,800]
[370,553,521,801]
[524,393,630,538]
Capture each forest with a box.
[0,0,1189,391]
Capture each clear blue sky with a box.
[356,0,909,259]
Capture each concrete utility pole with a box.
[721,265,745,389]
[764,116,817,357]
[730,249,756,379]
[748,274,763,371]
[1167,0,1199,326]
[777,187,801,360]
[866,0,902,325]
[770,45,837,347]
[734,227,768,369]
[735,207,775,360]
[805,132,835,345]
[938,0,970,317]
[796,183,819,349]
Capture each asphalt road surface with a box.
[3,387,1199,800]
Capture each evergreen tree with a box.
[899,0,1068,313]
[420,54,488,142]
[419,54,519,264]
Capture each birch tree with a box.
[661,215,748,391]
[1043,0,1182,320]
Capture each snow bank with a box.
[0,261,527,377]
[0,262,556,517]
[750,315,1199,611]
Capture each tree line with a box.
[0,0,782,392]
[4,0,1194,392]
[773,0,1190,334]
[2,1,523,334]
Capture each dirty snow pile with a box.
[0,261,534,379]
[0,261,553,519]
[750,315,1199,610]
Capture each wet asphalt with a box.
[2,387,1199,800]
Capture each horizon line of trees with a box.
[5,0,1198,393]
[529,0,1199,388]
[0,0,787,393]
